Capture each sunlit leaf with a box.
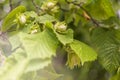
[19,29,59,59]
[25,58,51,73]
[0,48,28,80]
[54,29,73,45]
[8,31,21,51]
[19,72,36,80]
[70,40,97,65]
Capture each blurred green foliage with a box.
[0,0,120,80]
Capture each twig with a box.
[15,1,22,7]
[79,5,99,26]
[31,0,41,15]
[9,0,13,11]
[65,0,99,27]
[9,0,23,11]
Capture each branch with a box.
[15,1,22,7]
[9,0,13,11]
[65,0,99,27]
[79,5,99,26]
[9,0,23,11]
[31,0,41,15]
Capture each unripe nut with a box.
[55,23,67,32]
[47,2,55,9]
[58,24,67,31]
[18,14,26,24]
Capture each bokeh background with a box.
[0,0,120,80]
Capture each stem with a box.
[15,1,22,7]
[31,0,41,15]
[65,0,99,27]
[79,5,99,26]
[9,0,13,11]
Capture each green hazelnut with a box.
[18,14,26,24]
[54,22,67,32]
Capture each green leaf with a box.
[85,0,115,20]
[24,11,38,18]
[19,72,36,80]
[65,12,73,24]
[20,65,61,80]
[0,33,12,56]
[6,30,52,73]
[45,22,54,29]
[110,73,120,80]
[69,40,97,65]
[1,6,26,32]
[37,69,62,80]
[67,0,89,4]
[25,58,51,73]
[0,48,53,80]
[19,29,59,59]
[73,13,81,26]
[0,48,28,80]
[91,27,120,72]
[54,29,73,45]
[36,14,57,24]
[8,31,21,51]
